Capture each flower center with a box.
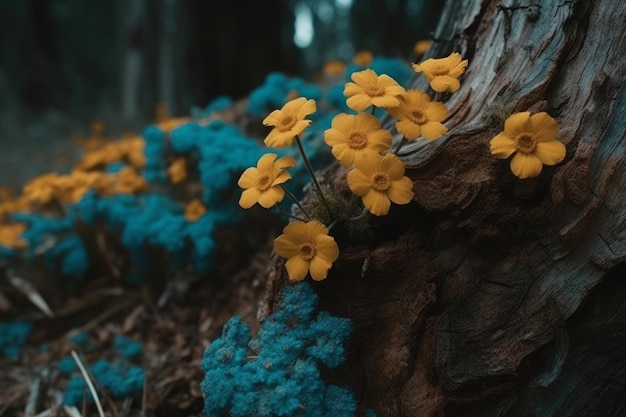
[256,174,273,191]
[298,243,317,261]
[371,172,391,191]
[279,115,296,131]
[348,131,368,149]
[408,109,428,125]
[431,64,449,76]
[515,133,536,154]
[365,84,385,97]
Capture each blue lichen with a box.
[200,283,357,417]
[0,320,32,358]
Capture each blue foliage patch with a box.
[200,283,357,417]
[62,359,144,406]
[0,320,32,358]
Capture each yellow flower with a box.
[23,173,60,204]
[343,69,406,112]
[185,199,207,222]
[347,153,414,216]
[412,52,468,93]
[274,220,339,281]
[324,113,392,167]
[0,223,27,249]
[238,153,296,209]
[168,158,187,183]
[490,112,565,179]
[353,50,373,66]
[263,97,317,148]
[387,90,448,140]
[323,60,346,77]
[413,40,432,56]
[111,167,148,194]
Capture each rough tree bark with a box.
[263,0,626,416]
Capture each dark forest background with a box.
[0,0,442,187]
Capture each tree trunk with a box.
[263,0,626,416]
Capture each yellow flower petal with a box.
[262,110,283,127]
[315,234,340,262]
[371,95,402,108]
[448,58,469,78]
[296,99,317,119]
[309,256,332,281]
[504,112,530,137]
[430,76,460,93]
[528,112,559,143]
[305,220,329,243]
[396,119,422,140]
[387,177,414,204]
[510,153,543,179]
[351,69,377,85]
[489,132,516,159]
[426,102,449,122]
[324,129,346,146]
[420,122,448,140]
[257,153,278,172]
[257,187,284,208]
[379,154,405,179]
[534,141,566,165]
[273,234,300,258]
[346,94,374,112]
[274,155,297,170]
[343,82,363,97]
[239,188,262,209]
[237,168,259,188]
[347,169,373,195]
[368,130,393,151]
[282,97,308,114]
[291,119,312,137]
[285,257,309,281]
[273,170,292,186]
[362,190,391,216]
[264,130,296,148]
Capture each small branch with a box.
[71,351,106,417]
[393,136,409,155]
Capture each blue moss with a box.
[113,335,143,359]
[0,321,32,358]
[62,359,144,406]
[201,283,357,417]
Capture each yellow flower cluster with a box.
[76,134,145,172]
[236,52,470,282]
[0,194,30,249]
[21,167,147,206]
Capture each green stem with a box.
[280,185,312,220]
[294,135,333,217]
[392,136,409,155]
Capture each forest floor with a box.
[0,110,272,416]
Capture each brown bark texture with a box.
[263,0,626,416]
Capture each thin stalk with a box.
[277,205,310,223]
[370,105,376,115]
[393,136,409,155]
[294,135,333,217]
[280,185,312,220]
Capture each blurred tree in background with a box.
[0,0,441,185]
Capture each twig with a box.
[24,377,40,417]
[6,269,54,318]
[71,350,105,417]
[141,373,148,417]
